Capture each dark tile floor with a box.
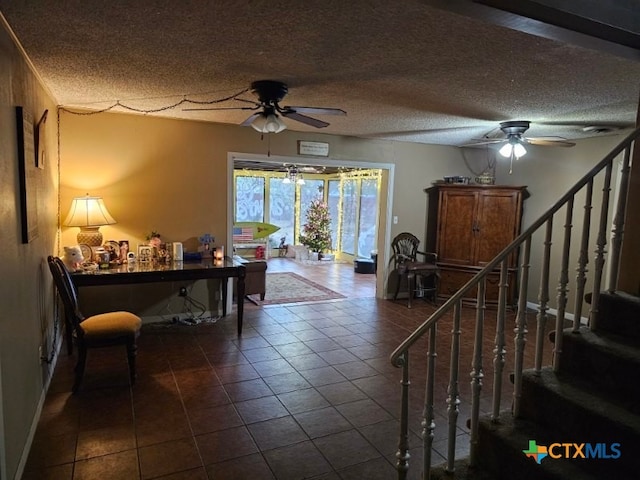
[24,259,548,480]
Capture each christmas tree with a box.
[299,199,332,253]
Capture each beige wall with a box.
[495,135,630,316]
[59,111,467,313]
[59,111,467,251]
[0,20,59,480]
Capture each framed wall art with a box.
[16,106,39,243]
[35,109,48,169]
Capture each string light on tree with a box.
[299,199,332,254]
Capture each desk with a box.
[71,258,246,335]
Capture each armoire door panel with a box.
[436,190,477,265]
[475,190,521,266]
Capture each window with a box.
[328,180,340,251]
[233,168,381,256]
[235,176,265,222]
[357,178,379,257]
[340,179,357,255]
[298,179,325,240]
[269,177,295,246]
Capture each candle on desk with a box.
[215,246,224,261]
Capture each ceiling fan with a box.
[463,120,576,173]
[184,80,346,133]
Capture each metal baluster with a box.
[423,325,437,480]
[446,301,462,473]
[469,280,486,467]
[513,237,531,418]
[492,260,508,422]
[573,179,593,332]
[608,145,631,293]
[591,162,613,331]
[535,219,553,373]
[395,353,410,480]
[554,198,573,372]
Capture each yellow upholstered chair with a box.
[47,256,142,393]
[390,232,439,308]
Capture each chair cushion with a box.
[80,311,142,340]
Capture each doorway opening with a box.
[228,153,395,300]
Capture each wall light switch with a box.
[393,216,398,224]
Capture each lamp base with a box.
[77,227,103,247]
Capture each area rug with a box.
[247,272,346,306]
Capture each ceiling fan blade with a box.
[282,111,330,128]
[283,106,346,116]
[183,106,258,112]
[461,139,505,147]
[240,112,260,126]
[526,137,576,147]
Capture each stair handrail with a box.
[389,126,639,480]
[390,127,640,367]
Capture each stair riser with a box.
[477,420,598,480]
[518,374,639,474]
[558,332,640,406]
[591,292,640,339]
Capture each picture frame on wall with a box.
[34,109,48,170]
[16,106,39,243]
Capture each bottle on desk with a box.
[172,242,183,261]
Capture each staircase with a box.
[390,127,640,480]
[475,291,640,480]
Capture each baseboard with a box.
[526,301,589,325]
[14,333,63,480]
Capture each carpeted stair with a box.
[466,291,640,480]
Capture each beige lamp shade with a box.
[63,195,116,246]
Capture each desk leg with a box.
[237,273,245,336]
[221,279,228,317]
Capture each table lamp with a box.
[63,194,116,246]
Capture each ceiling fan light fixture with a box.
[265,113,286,133]
[284,165,304,184]
[513,142,527,158]
[251,112,286,134]
[499,136,527,158]
[499,142,513,158]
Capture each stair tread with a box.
[564,326,640,354]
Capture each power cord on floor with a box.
[151,288,220,327]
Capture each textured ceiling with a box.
[1,1,639,148]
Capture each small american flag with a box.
[233,227,254,242]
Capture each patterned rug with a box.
[247,272,346,306]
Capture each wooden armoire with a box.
[424,184,528,304]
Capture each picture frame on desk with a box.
[137,245,153,263]
[119,240,130,262]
